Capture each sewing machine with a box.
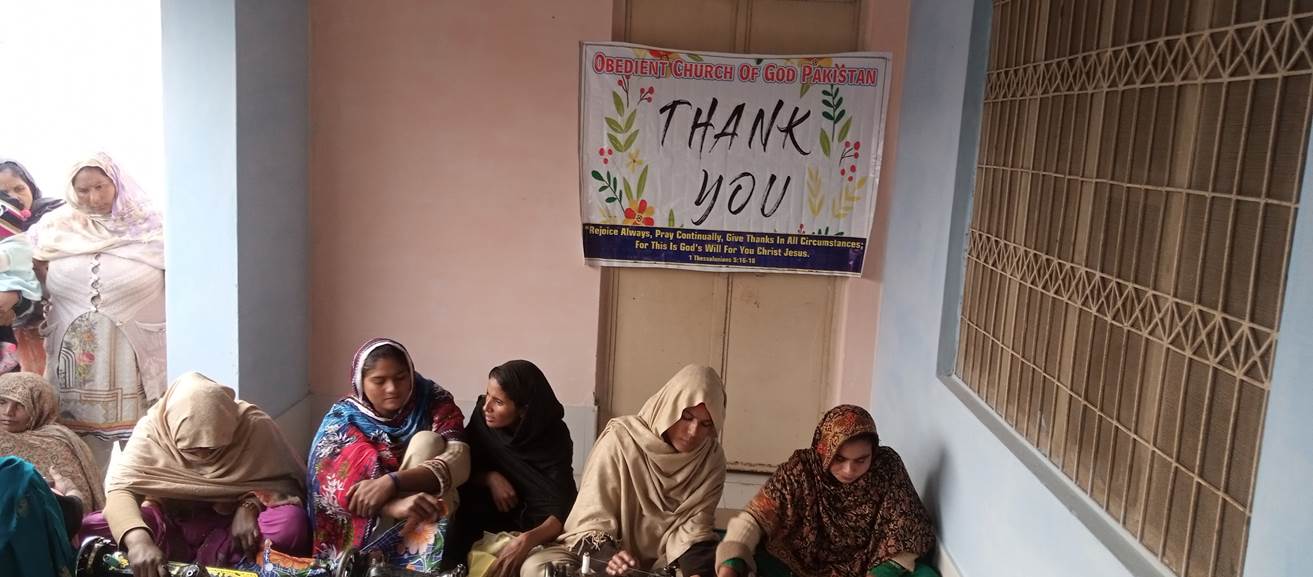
[540,553,677,577]
[75,537,467,577]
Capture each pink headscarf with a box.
[31,152,164,269]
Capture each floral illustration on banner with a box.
[817,84,853,160]
[608,77,640,154]
[803,80,871,235]
[625,199,655,226]
[596,64,675,226]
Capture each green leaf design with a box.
[822,111,834,121]
[667,209,675,227]
[836,96,844,109]
[835,110,846,123]
[637,165,649,198]
[616,131,639,152]
[800,84,813,97]
[605,196,618,203]
[838,118,853,143]
[820,130,832,157]
[612,91,625,116]
[623,178,634,204]
[687,53,704,62]
[591,170,605,182]
[822,99,834,108]
[605,117,624,133]
[622,110,636,132]
[608,133,624,152]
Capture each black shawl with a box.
[464,360,577,527]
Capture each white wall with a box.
[162,0,240,388]
[163,0,309,415]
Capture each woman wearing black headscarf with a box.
[448,360,577,577]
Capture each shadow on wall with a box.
[919,444,950,571]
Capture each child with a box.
[0,197,42,371]
[0,159,59,373]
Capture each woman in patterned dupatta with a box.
[307,338,469,573]
[0,372,104,511]
[716,405,938,577]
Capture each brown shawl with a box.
[0,372,105,508]
[745,405,935,577]
[105,372,305,503]
[561,364,727,567]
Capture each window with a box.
[954,1,1311,575]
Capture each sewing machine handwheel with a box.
[334,547,360,577]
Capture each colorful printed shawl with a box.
[744,405,935,577]
[306,338,466,561]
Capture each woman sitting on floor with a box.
[0,372,104,511]
[716,405,938,577]
[520,364,727,577]
[306,337,469,573]
[81,372,310,576]
[448,359,576,577]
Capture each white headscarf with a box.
[31,152,164,269]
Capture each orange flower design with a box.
[401,521,437,556]
[624,199,655,226]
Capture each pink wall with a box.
[836,0,911,405]
[308,0,908,410]
[309,1,612,406]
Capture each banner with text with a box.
[580,42,891,276]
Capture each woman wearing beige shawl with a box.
[0,372,105,510]
[80,372,309,577]
[521,365,727,577]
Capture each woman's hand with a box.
[382,492,444,534]
[346,476,397,517]
[606,550,639,576]
[230,501,263,560]
[486,533,533,577]
[485,470,519,513]
[716,565,740,577]
[46,470,85,503]
[122,527,168,577]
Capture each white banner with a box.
[579,42,891,276]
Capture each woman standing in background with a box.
[31,152,165,474]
